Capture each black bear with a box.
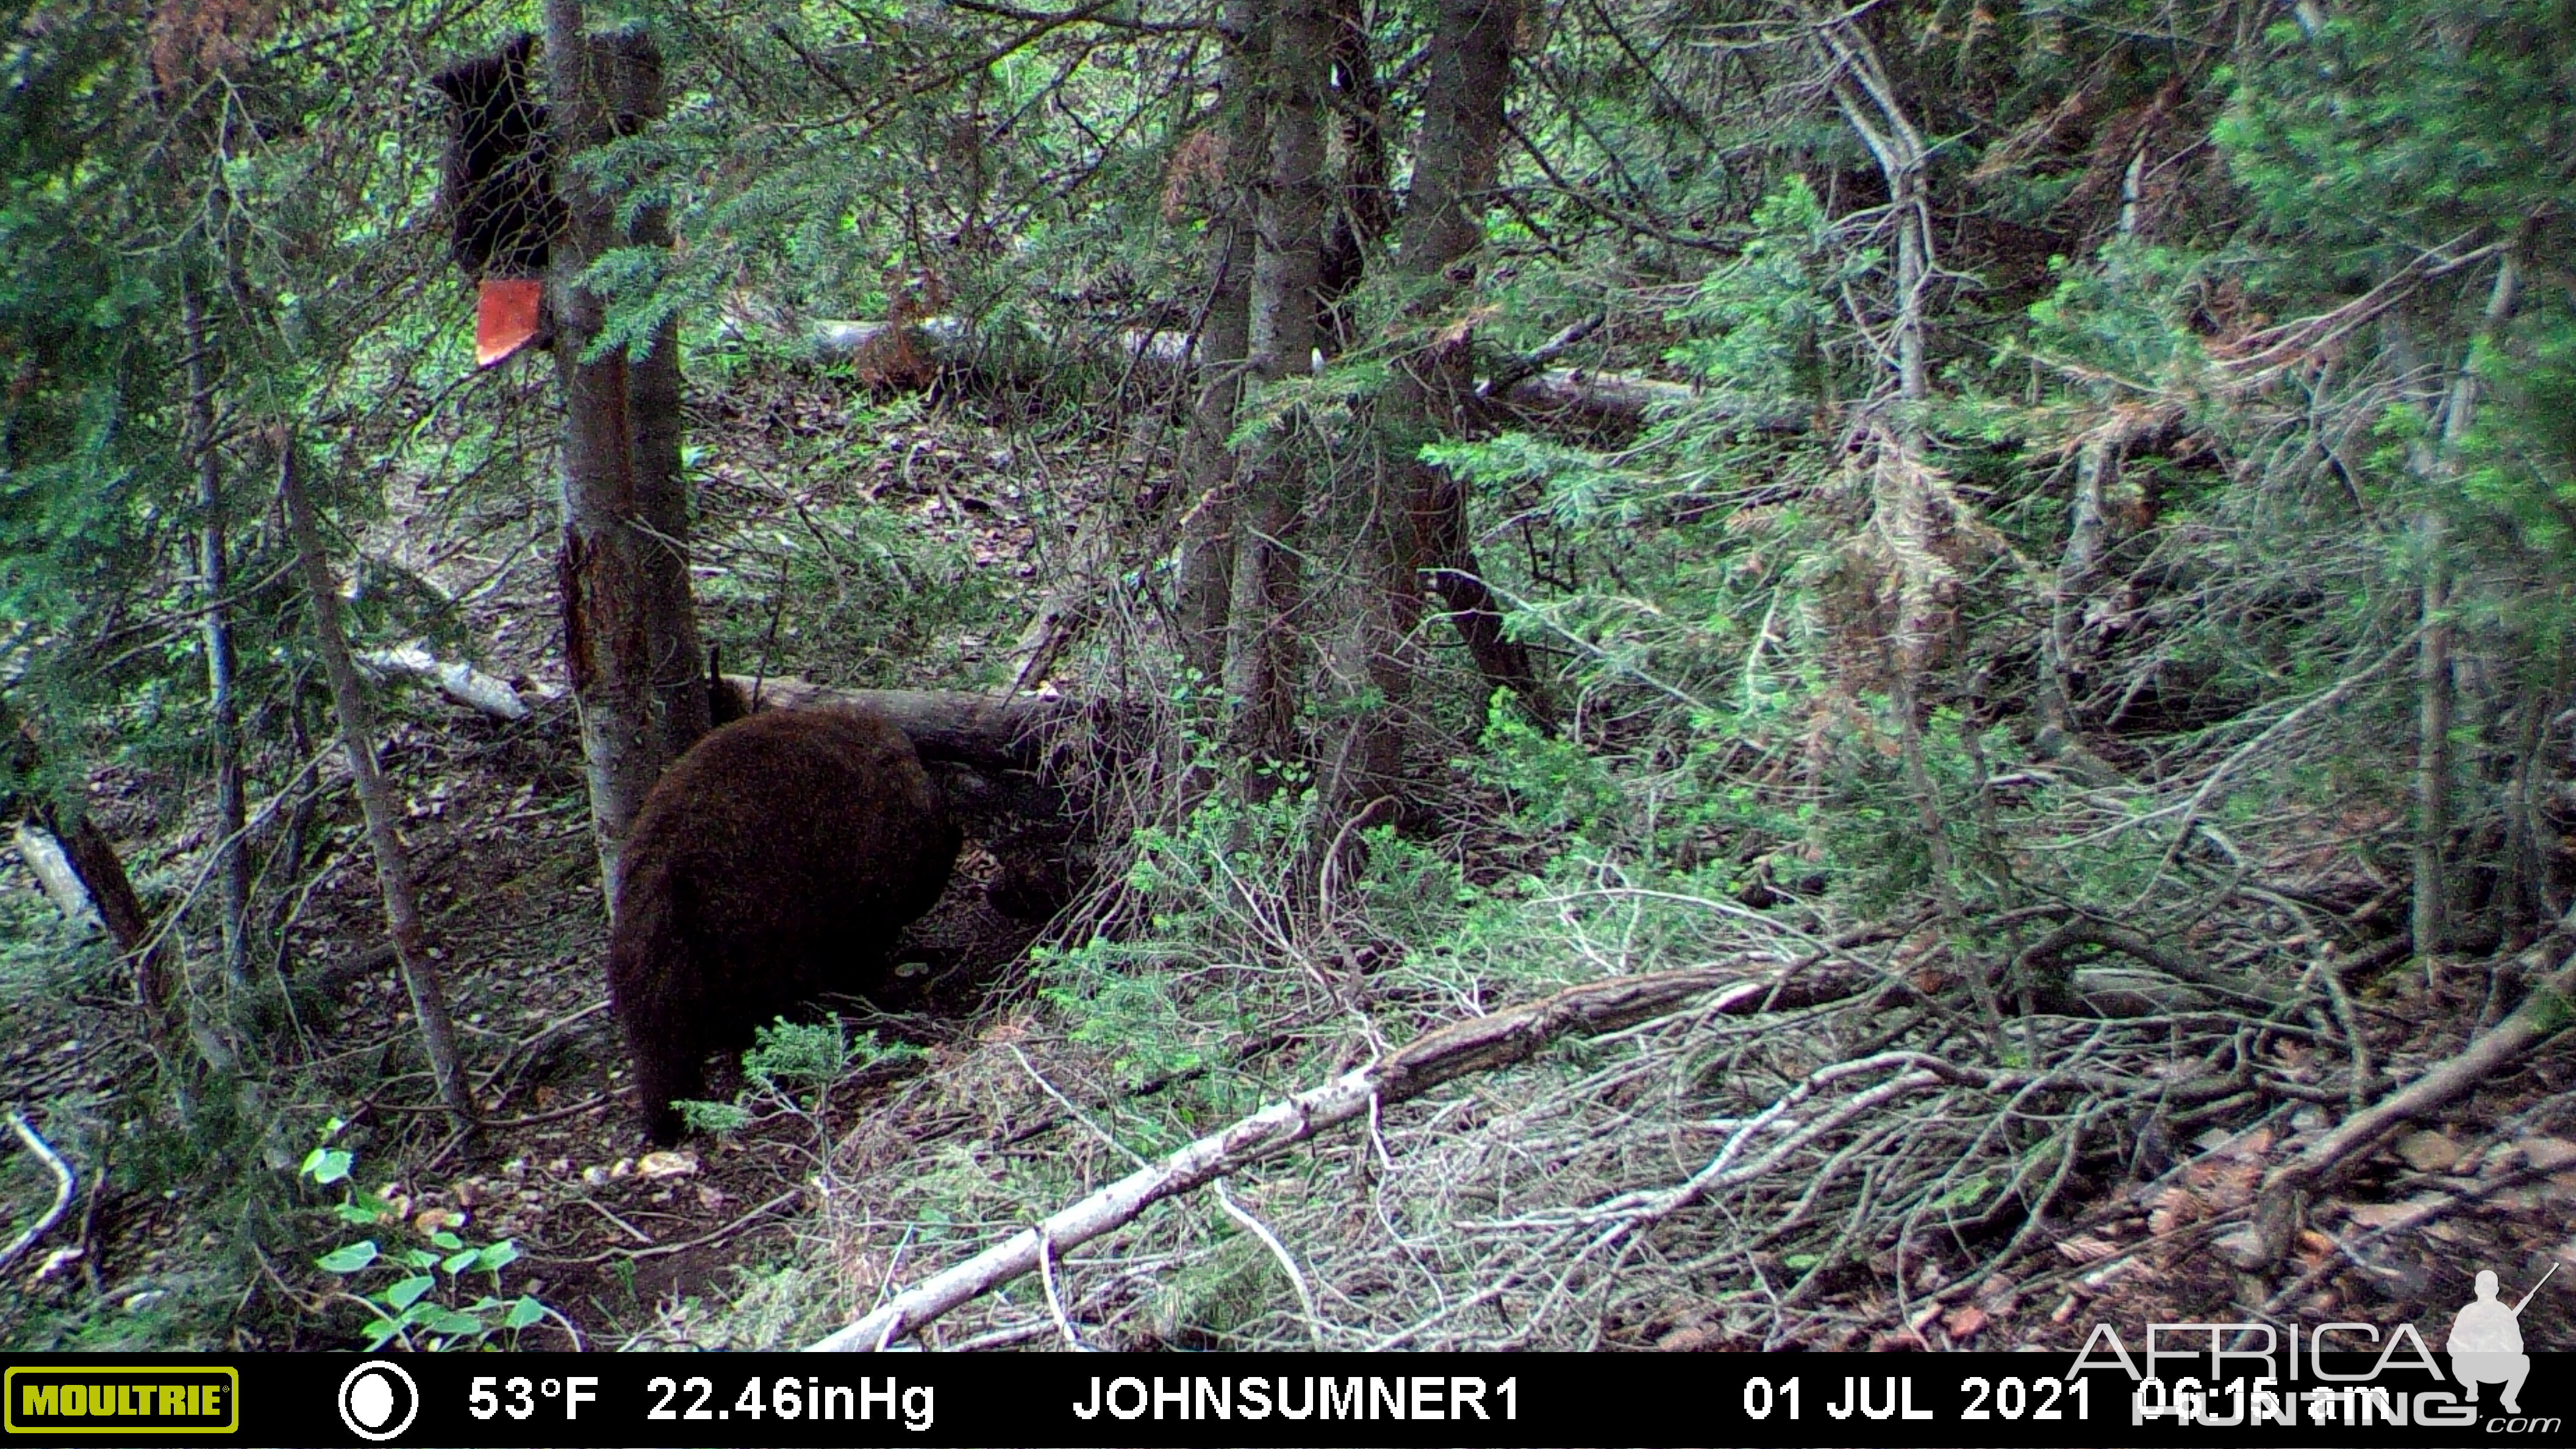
[606,709,961,1144]
[428,33,561,277]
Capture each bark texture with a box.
[1223,0,1332,782]
[1173,0,1265,685]
[1348,0,1545,812]
[1398,0,1545,729]
[543,10,708,905]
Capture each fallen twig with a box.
[545,1189,802,1267]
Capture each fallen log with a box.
[804,316,1192,388]
[1487,367,1811,434]
[718,674,1092,773]
[804,316,1771,429]
[357,644,530,721]
[1,707,173,1015]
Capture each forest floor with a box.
[4,365,2574,1352]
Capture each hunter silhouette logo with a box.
[2449,1263,2555,1415]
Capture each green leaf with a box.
[317,1241,379,1273]
[503,1296,547,1329]
[301,1147,353,1185]
[428,1309,487,1336]
[477,1240,523,1273]
[428,1231,465,1251]
[440,1248,482,1275]
[385,1275,436,1310]
[360,1317,404,1351]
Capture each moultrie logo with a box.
[2449,1262,2554,1417]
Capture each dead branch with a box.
[546,1188,802,1267]
[11,823,99,929]
[0,1110,76,1276]
[2017,913,2284,1007]
[2250,903,2576,1265]
[1477,312,1606,398]
[357,644,530,721]
[806,957,1874,1350]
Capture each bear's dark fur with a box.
[606,708,961,1143]
[428,33,562,277]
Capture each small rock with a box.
[2395,1129,2464,1173]
[2516,1136,2576,1171]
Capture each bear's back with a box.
[626,707,956,940]
[614,707,957,1020]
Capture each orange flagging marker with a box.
[476,277,545,366]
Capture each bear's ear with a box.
[428,54,495,102]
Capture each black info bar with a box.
[0,1351,2566,1447]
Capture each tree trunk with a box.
[2412,513,2453,958]
[180,275,250,985]
[1173,0,1265,687]
[1396,0,1545,734]
[1224,0,1332,785]
[1349,0,1544,812]
[279,439,476,1128]
[2041,434,2116,734]
[604,31,709,763]
[544,9,707,906]
[2410,246,2524,957]
[1315,0,1389,353]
